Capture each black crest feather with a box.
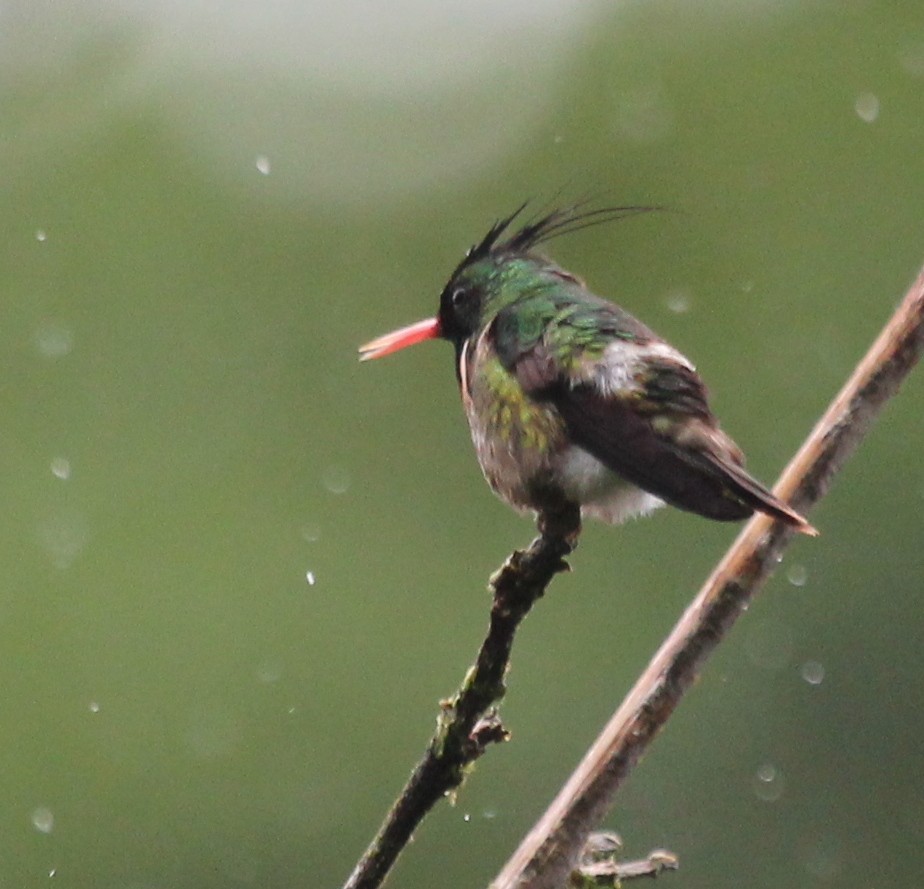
[451,202,658,281]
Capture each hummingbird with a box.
[359,204,816,537]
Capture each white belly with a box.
[554,445,664,524]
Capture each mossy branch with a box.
[341,506,581,889]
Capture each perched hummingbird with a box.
[359,205,816,536]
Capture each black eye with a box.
[451,287,466,307]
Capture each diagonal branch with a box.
[490,265,924,889]
[341,506,581,889]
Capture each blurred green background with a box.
[2,2,923,887]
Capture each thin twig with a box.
[341,506,581,889]
[571,832,679,886]
[490,266,924,889]
[576,851,680,886]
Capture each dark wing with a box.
[621,359,814,530]
[558,359,814,529]
[553,368,759,521]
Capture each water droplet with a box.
[665,290,691,314]
[256,661,283,684]
[463,813,471,823]
[88,701,101,713]
[855,92,880,123]
[36,229,47,242]
[899,44,924,77]
[50,457,71,480]
[31,807,54,834]
[801,834,843,880]
[255,155,271,175]
[322,465,351,495]
[305,570,316,586]
[753,764,784,802]
[34,322,74,358]
[800,660,825,686]
[37,508,90,569]
[300,522,321,543]
[49,869,57,878]
[786,564,807,587]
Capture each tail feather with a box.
[703,453,818,536]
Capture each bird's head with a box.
[358,203,655,362]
